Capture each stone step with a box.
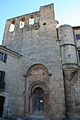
[23,114,50,120]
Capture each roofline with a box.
[73,26,80,29]
[40,3,54,8]
[7,11,39,21]
[0,45,22,58]
[7,3,54,21]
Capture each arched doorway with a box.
[32,87,44,114]
[26,64,49,115]
[0,96,5,117]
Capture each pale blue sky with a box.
[0,0,80,44]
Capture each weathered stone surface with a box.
[0,3,80,120]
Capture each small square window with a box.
[76,35,80,40]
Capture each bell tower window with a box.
[19,18,25,28]
[9,20,15,32]
[29,15,34,25]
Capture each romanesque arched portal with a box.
[26,64,50,115]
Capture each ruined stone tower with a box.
[0,3,80,120]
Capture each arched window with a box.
[19,18,25,28]
[9,20,15,32]
[29,15,34,25]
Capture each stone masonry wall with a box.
[0,52,21,117]
[1,3,75,119]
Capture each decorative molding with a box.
[60,43,76,47]
[0,45,22,58]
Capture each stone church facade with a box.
[0,3,80,119]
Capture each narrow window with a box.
[0,71,5,89]
[3,53,7,63]
[19,18,25,28]
[0,71,5,81]
[78,50,80,61]
[0,52,3,61]
[56,28,59,40]
[9,20,15,32]
[29,15,34,25]
[0,52,7,63]
[0,96,5,117]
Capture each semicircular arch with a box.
[28,81,49,97]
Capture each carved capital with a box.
[63,68,77,80]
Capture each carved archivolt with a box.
[28,81,50,114]
[27,64,49,81]
[28,81,49,97]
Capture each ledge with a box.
[0,45,22,59]
[60,43,76,47]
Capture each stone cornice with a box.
[0,45,22,59]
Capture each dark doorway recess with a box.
[32,88,44,114]
[0,96,5,117]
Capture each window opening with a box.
[19,18,25,28]
[0,52,3,61]
[0,52,7,63]
[29,15,34,25]
[9,20,15,32]
[43,23,46,25]
[76,34,80,40]
[78,50,80,61]
[56,28,59,40]
[0,96,5,117]
[0,71,5,89]
[0,71,5,81]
